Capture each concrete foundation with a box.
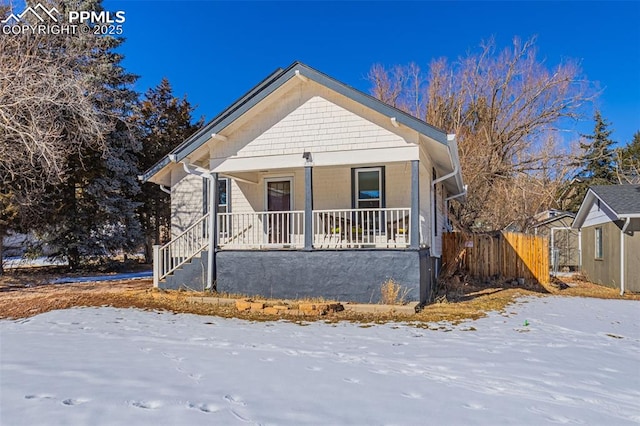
[214,249,433,304]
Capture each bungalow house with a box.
[141,62,466,304]
[572,185,640,294]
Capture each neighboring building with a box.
[572,185,640,294]
[532,211,579,272]
[141,62,466,304]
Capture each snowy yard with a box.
[1,297,639,425]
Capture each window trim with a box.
[352,166,385,209]
[203,177,230,214]
[264,176,294,211]
[218,178,229,213]
[594,227,603,259]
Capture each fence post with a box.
[152,244,160,288]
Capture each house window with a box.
[355,167,382,209]
[218,178,229,213]
[595,227,603,259]
[203,177,229,214]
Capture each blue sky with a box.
[107,1,639,146]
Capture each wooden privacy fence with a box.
[442,232,549,285]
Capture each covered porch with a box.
[211,153,421,251]
[153,155,424,289]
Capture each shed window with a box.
[595,227,603,259]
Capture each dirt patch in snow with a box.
[0,270,637,323]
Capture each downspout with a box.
[159,185,171,195]
[445,186,467,202]
[431,134,463,253]
[181,161,217,291]
[620,218,630,296]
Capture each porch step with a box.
[162,251,209,291]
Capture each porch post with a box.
[410,160,419,249]
[152,244,160,288]
[207,173,218,290]
[304,165,313,250]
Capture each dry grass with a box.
[0,269,637,325]
[380,278,412,305]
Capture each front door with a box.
[266,179,292,244]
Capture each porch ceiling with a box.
[210,146,420,174]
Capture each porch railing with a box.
[218,211,305,249]
[155,213,210,282]
[313,208,410,248]
[154,207,412,284]
[215,208,410,249]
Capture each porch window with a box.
[218,178,229,213]
[351,167,385,239]
[202,178,229,214]
[355,167,383,209]
[595,227,603,259]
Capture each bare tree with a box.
[0,31,108,271]
[369,37,595,231]
[0,35,106,186]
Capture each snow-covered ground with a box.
[2,256,67,269]
[1,297,639,425]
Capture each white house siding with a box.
[208,82,418,165]
[236,95,406,157]
[229,170,305,214]
[226,163,412,214]
[582,201,618,228]
[170,169,204,238]
[312,167,352,210]
[384,162,412,209]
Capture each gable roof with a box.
[572,184,640,228]
[140,61,464,195]
[532,212,576,228]
[590,185,640,214]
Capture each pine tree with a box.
[133,78,203,262]
[615,131,640,184]
[33,0,143,269]
[565,111,617,211]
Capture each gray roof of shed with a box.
[590,185,640,215]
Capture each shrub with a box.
[380,279,412,305]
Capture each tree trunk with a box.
[0,227,5,276]
[68,247,79,271]
[144,235,152,264]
